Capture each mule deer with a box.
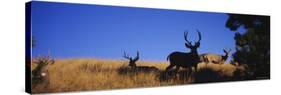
[200,48,231,64]
[123,51,159,72]
[166,30,202,73]
[32,55,54,88]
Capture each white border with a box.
[0,0,280,95]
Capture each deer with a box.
[200,48,231,64]
[32,55,54,88]
[123,51,159,73]
[166,30,202,75]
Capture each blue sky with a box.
[31,1,237,61]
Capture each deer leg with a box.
[175,66,180,72]
[188,67,192,78]
[194,65,198,72]
[165,64,175,71]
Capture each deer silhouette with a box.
[32,55,54,88]
[200,48,231,64]
[123,51,159,72]
[166,30,202,73]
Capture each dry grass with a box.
[31,58,248,93]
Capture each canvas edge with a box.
[24,1,271,94]
[25,1,32,94]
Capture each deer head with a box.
[184,30,202,54]
[123,51,139,68]
[32,55,54,77]
[32,55,54,86]
[222,48,232,61]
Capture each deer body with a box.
[123,51,159,72]
[132,66,159,72]
[167,52,200,69]
[32,56,54,88]
[200,49,231,64]
[166,30,202,73]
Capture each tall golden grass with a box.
[31,58,248,93]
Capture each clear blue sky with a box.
[31,1,238,61]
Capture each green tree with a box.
[225,14,270,79]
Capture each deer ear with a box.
[185,43,191,48]
[223,50,227,53]
[228,49,232,53]
[223,49,229,54]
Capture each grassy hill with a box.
[31,58,248,93]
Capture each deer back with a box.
[134,66,160,73]
[200,53,223,64]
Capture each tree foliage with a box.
[225,14,270,79]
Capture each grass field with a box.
[31,58,248,93]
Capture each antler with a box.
[34,55,54,65]
[133,51,139,61]
[184,31,192,46]
[223,48,232,54]
[196,29,202,43]
[123,52,131,60]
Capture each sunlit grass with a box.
[32,58,248,93]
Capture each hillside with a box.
[31,58,248,93]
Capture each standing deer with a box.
[32,55,54,88]
[200,48,231,64]
[166,30,202,74]
[123,51,159,72]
